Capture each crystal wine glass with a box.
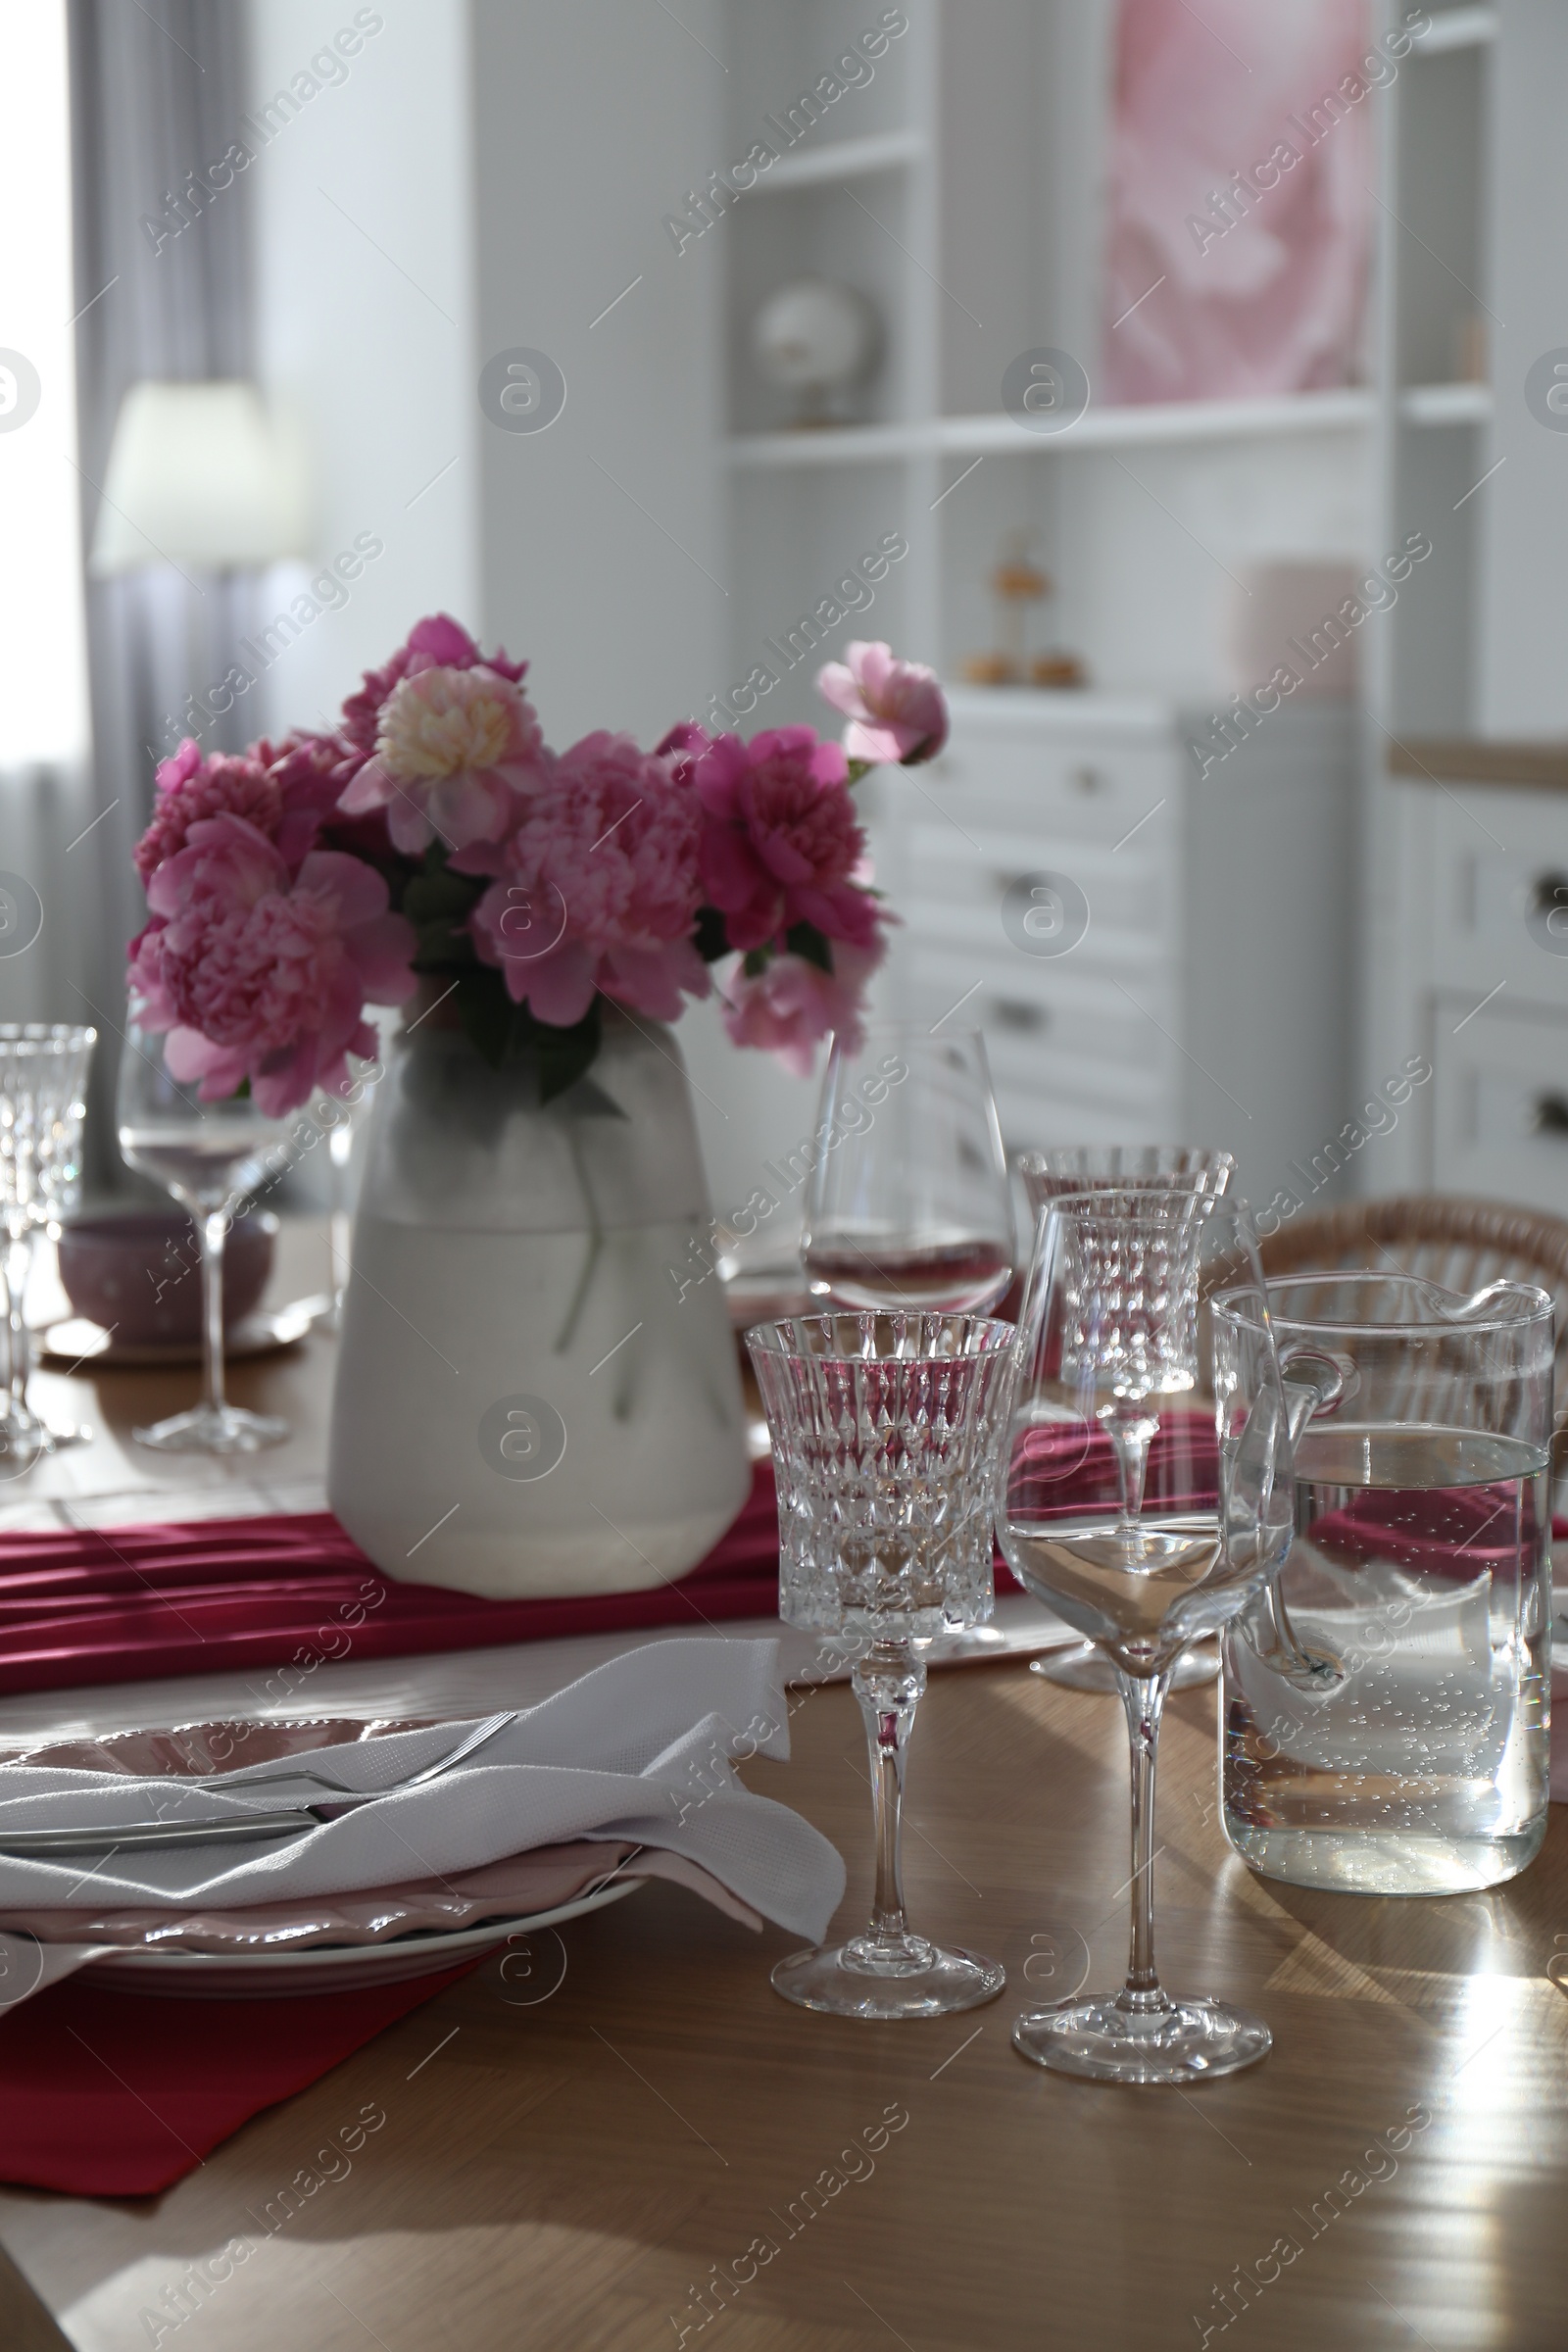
[802,1027,1013,1313]
[116,1023,297,1452]
[0,1024,96,1465]
[1016,1147,1235,1693]
[748,1311,1016,2018]
[995,1189,1294,2082]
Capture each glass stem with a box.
[4,1228,34,1420]
[853,1639,925,1954]
[1105,1405,1155,1535]
[199,1211,228,1417]
[1114,1664,1174,2013]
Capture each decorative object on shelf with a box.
[125,618,945,1592]
[961,535,1086,690]
[1225,561,1359,702]
[1454,314,1489,386]
[751,277,882,428]
[1102,0,1374,405]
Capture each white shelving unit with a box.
[709,0,1557,1210]
[728,387,1378,468]
[1361,0,1568,1214]
[715,0,1515,702]
[747,126,929,195]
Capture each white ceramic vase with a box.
[326,1007,752,1597]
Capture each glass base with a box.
[1031,1642,1217,1692]
[1012,1992,1270,2083]
[772,1935,1005,2021]
[0,1410,90,1470]
[1223,1811,1547,1896]
[132,1404,289,1455]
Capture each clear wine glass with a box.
[1016,1147,1235,1693]
[802,1027,1013,1312]
[995,1189,1294,2082]
[0,1024,96,1465]
[748,1311,1016,2019]
[116,1024,297,1452]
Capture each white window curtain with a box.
[0,0,97,1024]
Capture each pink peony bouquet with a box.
[127,625,947,1110]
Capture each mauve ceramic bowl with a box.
[57,1208,276,1346]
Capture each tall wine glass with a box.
[748,1311,1016,2018]
[116,1024,297,1452]
[802,1027,1013,1312]
[1016,1147,1235,1692]
[0,1024,96,1464]
[995,1189,1294,2082]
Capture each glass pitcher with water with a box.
[1216,1273,1553,1895]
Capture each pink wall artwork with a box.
[1102,0,1378,404]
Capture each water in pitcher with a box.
[1223,1424,1551,1893]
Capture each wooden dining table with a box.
[0,1220,1564,2352]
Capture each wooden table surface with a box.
[0,1229,1564,2351]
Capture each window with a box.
[0,0,89,765]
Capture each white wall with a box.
[469,0,728,746]
[247,0,478,740]
[468,0,825,1211]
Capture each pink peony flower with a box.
[719,937,883,1078]
[816,640,948,765]
[135,734,353,884]
[135,743,281,883]
[338,612,529,771]
[692,727,877,955]
[654,720,712,784]
[465,731,709,1027]
[337,664,547,856]
[128,813,417,1113]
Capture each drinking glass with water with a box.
[1216,1273,1554,1895]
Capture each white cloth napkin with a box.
[0,1640,843,2006]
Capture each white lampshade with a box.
[89,380,311,576]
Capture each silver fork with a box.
[206,1709,519,1798]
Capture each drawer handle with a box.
[1071,765,1105,795]
[991,998,1050,1034]
[1534,1093,1568,1138]
[1529,872,1568,954]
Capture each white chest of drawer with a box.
[1398,775,1568,1215]
[865,690,1356,1204]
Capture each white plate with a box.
[81,1876,640,1998]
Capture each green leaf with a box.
[693,905,730,963]
[412,922,479,969]
[535,999,603,1102]
[403,869,484,928]
[784,921,834,974]
[455,970,523,1069]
